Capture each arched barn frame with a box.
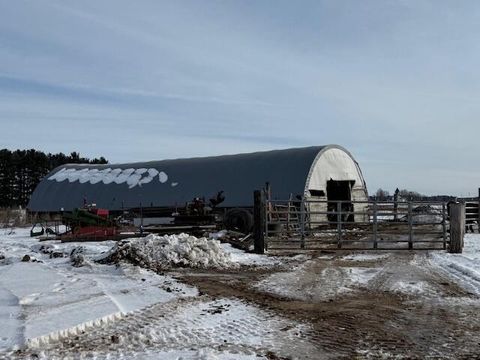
[302,145,369,224]
[28,145,368,223]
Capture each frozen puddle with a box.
[23,297,318,359]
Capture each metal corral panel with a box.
[28,146,338,212]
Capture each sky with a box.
[0,0,479,196]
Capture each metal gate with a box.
[264,199,449,250]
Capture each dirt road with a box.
[176,252,480,359]
[8,251,480,359]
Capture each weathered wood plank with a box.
[449,202,465,253]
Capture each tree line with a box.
[0,149,107,208]
[372,188,455,202]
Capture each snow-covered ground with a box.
[26,297,317,360]
[3,227,480,358]
[257,234,480,301]
[255,259,381,301]
[0,228,286,356]
[0,228,197,351]
[220,243,290,267]
[430,233,480,295]
[341,253,390,262]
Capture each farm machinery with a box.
[61,206,117,240]
[29,190,254,242]
[29,205,118,241]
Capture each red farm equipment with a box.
[61,206,117,241]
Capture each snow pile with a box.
[69,247,93,267]
[99,233,234,270]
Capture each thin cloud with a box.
[0,0,478,195]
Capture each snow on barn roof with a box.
[27,145,364,212]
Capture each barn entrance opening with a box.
[327,180,355,223]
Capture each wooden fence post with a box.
[477,188,480,233]
[337,202,342,249]
[393,188,399,221]
[442,202,447,250]
[253,190,265,254]
[300,197,305,249]
[408,202,413,250]
[373,201,378,249]
[449,202,465,253]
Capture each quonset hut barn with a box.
[28,145,368,230]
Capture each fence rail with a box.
[263,198,449,251]
[465,201,480,229]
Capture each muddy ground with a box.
[8,251,480,359]
[176,251,480,359]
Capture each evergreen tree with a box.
[0,149,108,207]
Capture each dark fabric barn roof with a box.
[28,146,332,212]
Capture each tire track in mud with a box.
[430,253,480,295]
[9,296,320,360]
[176,265,426,358]
[361,252,480,358]
[176,252,480,359]
[366,252,469,297]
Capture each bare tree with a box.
[375,188,390,201]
